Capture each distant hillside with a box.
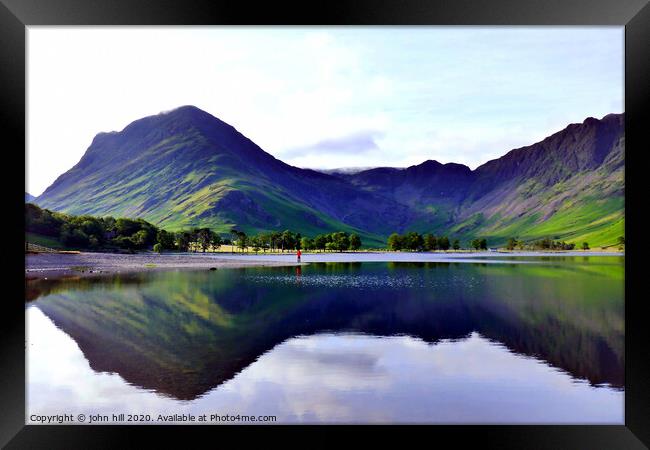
[25,192,35,202]
[342,113,624,246]
[35,106,624,247]
[35,106,412,246]
[316,167,376,176]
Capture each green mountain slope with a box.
[344,113,624,247]
[454,114,624,246]
[35,106,412,246]
[35,107,624,247]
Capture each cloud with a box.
[281,130,385,159]
[27,27,623,195]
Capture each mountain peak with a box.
[169,104,203,113]
[35,111,624,247]
[114,105,229,137]
[419,159,443,168]
[407,159,471,175]
[163,104,212,119]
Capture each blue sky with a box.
[28,27,623,195]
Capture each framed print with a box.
[2,0,649,447]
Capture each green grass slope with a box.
[35,107,624,247]
[25,232,66,249]
[35,106,406,245]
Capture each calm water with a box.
[26,256,624,424]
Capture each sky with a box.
[27,26,623,196]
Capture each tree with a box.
[115,218,140,236]
[25,202,178,252]
[617,236,625,250]
[470,238,487,250]
[188,228,199,253]
[452,239,460,250]
[388,233,402,251]
[438,236,450,251]
[157,229,176,250]
[235,231,248,253]
[270,231,281,252]
[80,218,103,238]
[135,219,158,246]
[230,229,242,254]
[506,237,518,251]
[349,234,361,251]
[301,237,313,251]
[153,243,162,253]
[131,229,150,248]
[211,234,222,252]
[529,238,576,251]
[195,228,213,252]
[314,234,327,252]
[112,235,135,251]
[175,231,192,252]
[281,230,294,252]
[424,234,438,251]
[60,224,89,248]
[255,232,266,252]
[103,216,116,234]
[250,236,261,254]
[88,236,100,249]
[404,232,424,251]
[332,232,350,252]
[582,241,590,251]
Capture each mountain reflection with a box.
[29,259,624,400]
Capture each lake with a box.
[26,255,624,424]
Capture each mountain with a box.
[340,113,624,246]
[35,106,412,246]
[456,113,624,245]
[25,192,35,202]
[316,167,375,176]
[35,106,624,247]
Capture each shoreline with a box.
[25,250,623,281]
[25,251,298,280]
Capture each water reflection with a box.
[27,259,624,423]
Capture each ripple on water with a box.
[243,273,480,290]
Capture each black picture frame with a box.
[2,0,648,447]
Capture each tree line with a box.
[506,237,584,251]
[230,230,362,253]
[387,232,464,251]
[386,232,599,252]
[26,204,363,253]
[26,203,222,253]
[516,237,576,250]
[28,203,613,254]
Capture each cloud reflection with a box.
[27,308,623,424]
